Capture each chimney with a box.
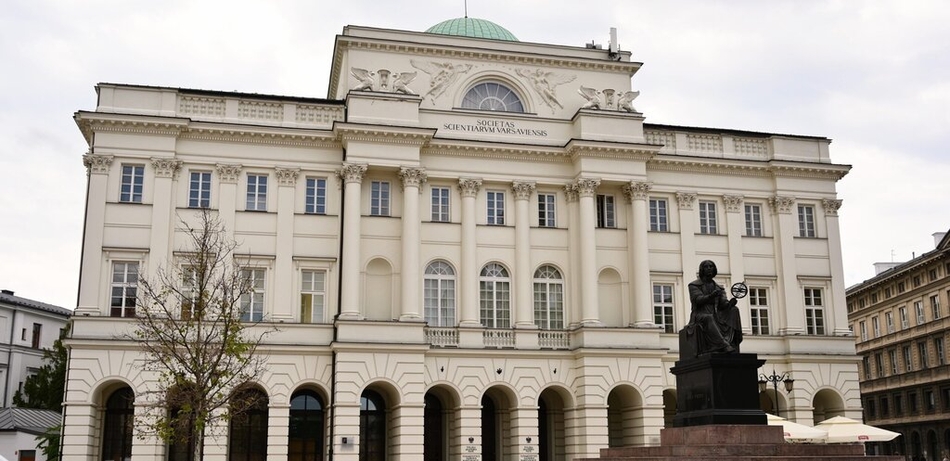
[934,232,947,248]
[873,262,902,276]
[1,289,13,296]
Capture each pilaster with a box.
[722,194,749,334]
[676,191,697,322]
[576,178,601,325]
[147,157,181,285]
[77,153,114,315]
[823,198,850,336]
[623,181,653,327]
[399,166,427,321]
[458,178,483,327]
[770,195,803,335]
[512,180,537,329]
[338,163,368,320]
[273,167,300,322]
[565,182,581,327]
[215,163,242,241]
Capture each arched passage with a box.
[662,389,677,428]
[607,385,645,447]
[758,388,789,416]
[289,388,326,461]
[425,385,460,461]
[812,388,845,423]
[482,386,515,461]
[538,387,572,461]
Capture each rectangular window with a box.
[798,204,816,237]
[120,165,145,203]
[936,338,946,365]
[181,267,200,320]
[31,323,41,349]
[932,295,941,320]
[898,281,906,293]
[744,203,762,237]
[188,171,212,208]
[925,390,936,411]
[653,284,674,333]
[538,193,556,227]
[900,307,909,329]
[110,262,138,318]
[866,398,876,419]
[749,287,770,335]
[487,191,505,225]
[885,287,892,298]
[919,342,930,368]
[885,312,895,333]
[649,198,668,232]
[910,392,918,413]
[370,181,390,216]
[859,321,868,342]
[930,269,938,281]
[872,316,880,338]
[915,301,925,325]
[875,352,885,377]
[894,394,903,415]
[246,174,268,211]
[880,396,889,417]
[804,288,825,335]
[862,356,871,379]
[240,268,265,322]
[913,275,921,287]
[871,292,879,303]
[889,349,898,374]
[904,345,914,372]
[305,178,327,215]
[300,270,325,323]
[698,201,718,234]
[431,187,450,222]
[596,194,615,228]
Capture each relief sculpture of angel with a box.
[618,90,640,113]
[392,72,417,95]
[351,68,376,91]
[410,60,473,102]
[516,68,576,113]
[578,86,602,110]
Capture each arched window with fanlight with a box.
[102,386,134,461]
[533,265,564,329]
[289,390,325,461]
[360,390,387,461]
[480,263,511,328]
[424,260,456,327]
[461,82,525,113]
[229,387,269,461]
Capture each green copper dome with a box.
[425,17,518,41]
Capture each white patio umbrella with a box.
[815,415,900,443]
[766,413,828,442]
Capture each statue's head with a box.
[698,260,718,279]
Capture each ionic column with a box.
[399,167,427,321]
[676,192,697,322]
[770,195,802,334]
[823,199,850,336]
[458,178,482,327]
[564,183,581,326]
[722,194,749,334]
[76,154,113,315]
[273,167,300,322]
[215,163,243,240]
[512,181,537,329]
[576,178,601,325]
[338,163,368,320]
[148,158,182,276]
[622,181,653,327]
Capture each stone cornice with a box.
[74,112,189,145]
[181,125,341,148]
[333,123,436,147]
[768,162,851,181]
[566,140,658,162]
[648,155,851,181]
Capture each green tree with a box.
[131,210,270,461]
[14,324,68,411]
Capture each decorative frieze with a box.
[769,195,796,214]
[275,167,300,187]
[151,158,183,179]
[337,163,368,184]
[622,181,652,203]
[511,181,537,200]
[457,178,483,197]
[514,68,576,114]
[82,154,114,175]
[722,194,744,213]
[398,167,428,189]
[676,192,697,210]
[822,198,843,216]
[574,178,601,198]
[564,183,579,203]
[577,86,639,112]
[216,164,243,183]
[410,60,473,103]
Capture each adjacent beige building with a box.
[63,17,860,461]
[848,231,950,460]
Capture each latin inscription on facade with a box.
[442,118,548,137]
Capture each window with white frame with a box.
[804,287,825,335]
[533,265,564,330]
[189,171,212,208]
[538,193,556,227]
[919,342,929,368]
[305,178,327,215]
[915,301,925,325]
[246,174,268,211]
[698,201,718,234]
[749,287,770,335]
[431,187,450,222]
[596,194,615,228]
[872,316,880,338]
[649,198,668,232]
[900,307,909,329]
[300,270,325,323]
[487,191,505,225]
[931,295,941,320]
[479,263,510,328]
[937,338,946,365]
[424,261,456,327]
[653,284,674,333]
[744,203,762,237]
[240,268,265,322]
[885,311,895,333]
[120,165,145,203]
[903,345,913,371]
[889,349,898,374]
[859,321,867,341]
[110,262,138,318]
[370,181,390,216]
[798,204,816,237]
[181,266,200,320]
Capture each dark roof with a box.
[96,82,343,106]
[0,408,61,435]
[0,290,71,317]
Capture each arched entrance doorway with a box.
[607,385,644,447]
[360,389,386,461]
[424,386,459,461]
[538,387,571,461]
[481,387,514,461]
[289,389,325,461]
[812,388,845,423]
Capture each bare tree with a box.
[130,210,271,460]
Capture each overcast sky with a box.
[1,0,948,309]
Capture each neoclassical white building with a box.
[63,17,861,461]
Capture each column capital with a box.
[216,163,243,183]
[621,181,652,203]
[82,153,114,175]
[822,198,843,216]
[511,181,536,200]
[338,163,368,184]
[564,183,579,202]
[769,195,796,214]
[675,191,697,210]
[575,178,601,198]
[275,167,301,186]
[399,166,428,190]
[458,177,483,197]
[722,194,744,213]
[151,157,183,179]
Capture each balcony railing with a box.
[424,327,459,347]
[539,330,570,349]
[483,329,515,348]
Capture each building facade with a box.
[64,18,860,461]
[848,232,950,460]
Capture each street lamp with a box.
[758,369,794,416]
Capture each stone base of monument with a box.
[575,425,903,461]
[670,352,766,427]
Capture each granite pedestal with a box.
[671,352,767,427]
